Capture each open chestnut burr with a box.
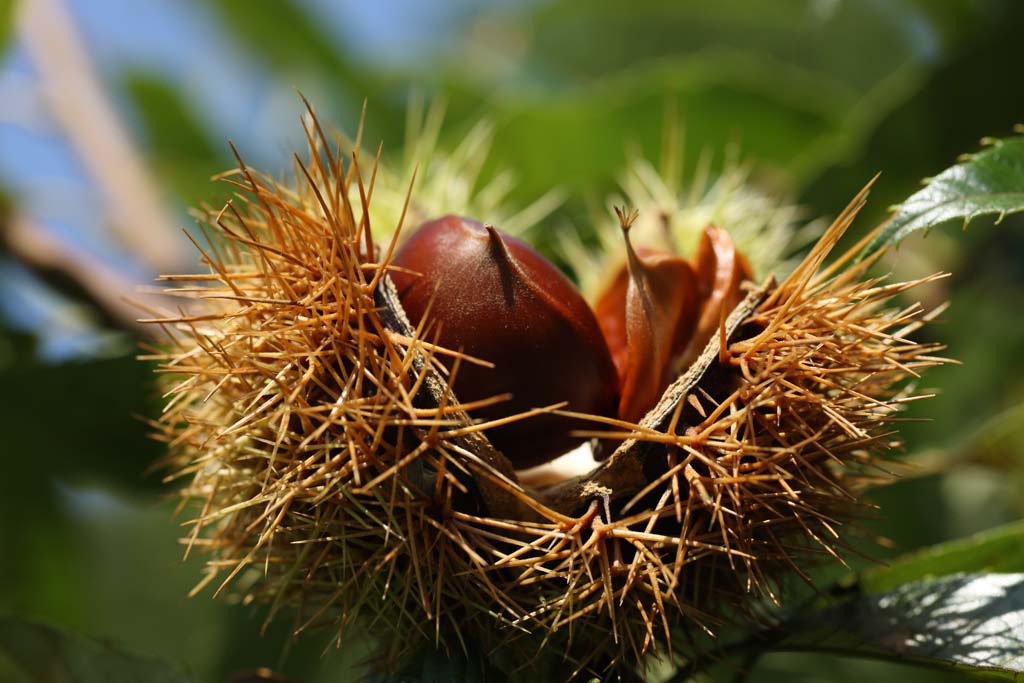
[149,103,947,678]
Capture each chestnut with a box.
[389,215,620,469]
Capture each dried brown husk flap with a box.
[533,281,771,516]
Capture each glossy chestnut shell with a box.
[390,215,620,469]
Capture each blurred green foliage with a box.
[0,0,13,53]
[785,572,1024,680]
[121,74,225,210]
[0,617,191,683]
[205,0,407,133]
[470,0,936,199]
[3,0,1024,681]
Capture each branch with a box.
[1,210,166,334]
[17,0,189,273]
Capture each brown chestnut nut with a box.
[389,215,620,469]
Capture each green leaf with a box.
[0,618,192,683]
[0,351,162,620]
[120,72,227,208]
[861,520,1024,594]
[780,573,1024,681]
[863,131,1024,255]
[208,0,362,87]
[205,0,403,135]
[522,0,933,95]
[473,59,846,203]
[444,0,941,203]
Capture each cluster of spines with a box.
[145,106,947,679]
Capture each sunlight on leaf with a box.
[783,573,1024,681]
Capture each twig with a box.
[1,210,165,333]
[17,0,189,273]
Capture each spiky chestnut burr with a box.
[147,103,949,680]
[390,215,619,469]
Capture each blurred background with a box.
[0,0,1022,681]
